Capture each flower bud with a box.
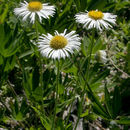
[95,50,107,63]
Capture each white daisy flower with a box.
[14,1,55,23]
[37,29,81,59]
[75,10,117,31]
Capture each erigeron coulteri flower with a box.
[37,29,81,59]
[75,10,117,31]
[14,1,55,23]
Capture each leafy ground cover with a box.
[0,0,130,129]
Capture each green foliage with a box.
[0,0,129,129]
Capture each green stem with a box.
[52,60,60,130]
[74,72,94,130]
[34,21,43,87]
[34,20,44,109]
[74,29,95,130]
[35,20,38,40]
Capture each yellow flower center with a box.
[88,10,104,20]
[28,1,42,12]
[50,35,68,50]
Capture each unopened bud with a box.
[95,50,107,63]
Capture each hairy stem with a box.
[74,30,95,130]
[52,60,60,130]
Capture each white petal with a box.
[37,30,81,59]
[14,2,55,23]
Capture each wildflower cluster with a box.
[1,0,130,129]
[14,0,117,59]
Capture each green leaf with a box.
[112,86,121,118]
[81,36,91,57]
[56,118,64,130]
[32,66,40,91]
[63,65,78,76]
[14,99,19,115]
[127,43,130,73]
[88,0,107,10]
[23,69,32,98]
[58,84,64,95]
[43,69,54,87]
[85,113,98,121]
[0,24,21,57]
[92,38,105,54]
[93,102,110,119]
[32,87,43,101]
[15,112,24,121]
[80,109,89,118]
[74,0,81,11]
[0,4,8,23]
[104,86,113,118]
[115,117,130,125]
[19,50,34,59]
[74,0,88,11]
[0,55,3,65]
[80,0,88,11]
[20,98,29,115]
[32,106,52,130]
[59,0,73,17]
[88,91,109,118]
[90,69,109,85]
[77,98,82,117]
[4,55,16,71]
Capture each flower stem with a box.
[35,20,38,40]
[74,29,95,130]
[34,20,44,108]
[35,21,43,87]
[52,60,60,130]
